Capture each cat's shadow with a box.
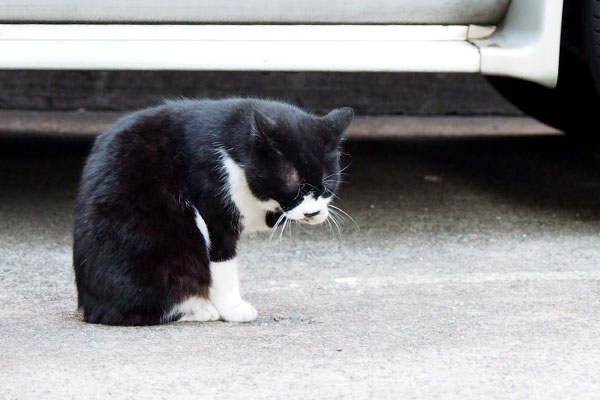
[2,132,597,221]
[342,135,600,221]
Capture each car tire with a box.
[583,0,600,91]
[487,0,600,138]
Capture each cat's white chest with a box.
[223,156,279,233]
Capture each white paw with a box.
[216,301,258,322]
[173,297,220,322]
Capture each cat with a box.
[73,98,353,326]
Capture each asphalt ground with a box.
[1,123,599,399]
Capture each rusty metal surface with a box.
[0,71,521,115]
[0,111,558,138]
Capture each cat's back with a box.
[78,104,189,198]
[79,97,302,196]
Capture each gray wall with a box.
[0,71,521,115]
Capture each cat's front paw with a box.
[216,301,257,322]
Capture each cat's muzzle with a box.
[298,208,329,225]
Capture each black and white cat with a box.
[73,98,353,326]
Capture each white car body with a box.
[0,0,563,87]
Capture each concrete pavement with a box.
[1,124,599,399]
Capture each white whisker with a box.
[296,219,309,233]
[325,218,335,239]
[328,212,342,238]
[287,218,293,239]
[329,204,359,229]
[328,207,347,224]
[328,192,340,201]
[278,217,289,242]
[339,162,352,174]
[269,213,286,241]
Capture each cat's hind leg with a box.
[170,296,220,322]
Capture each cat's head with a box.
[245,105,353,225]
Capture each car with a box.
[0,0,595,136]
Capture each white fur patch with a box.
[222,156,280,232]
[286,194,332,225]
[169,296,220,322]
[193,207,211,249]
[209,258,257,322]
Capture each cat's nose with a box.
[304,211,320,218]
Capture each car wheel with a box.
[487,0,600,138]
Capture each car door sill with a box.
[0,24,480,73]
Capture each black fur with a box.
[73,98,352,326]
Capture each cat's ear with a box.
[254,111,277,136]
[253,111,277,141]
[253,111,282,154]
[321,107,354,141]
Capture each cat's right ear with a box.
[253,111,281,154]
[321,107,354,141]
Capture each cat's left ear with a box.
[321,107,354,141]
[253,110,283,154]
